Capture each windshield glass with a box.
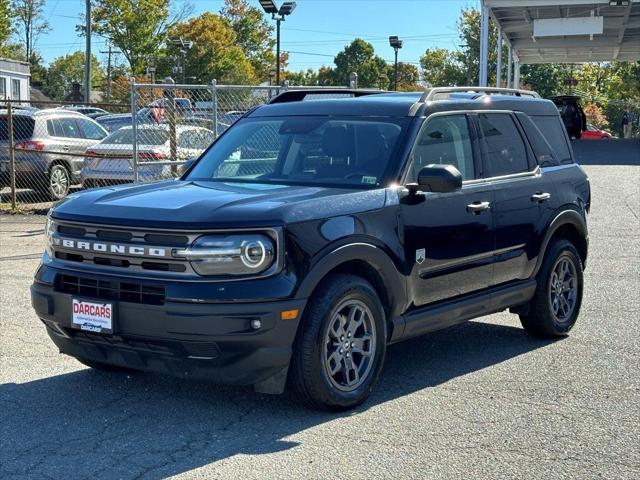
[186,116,408,187]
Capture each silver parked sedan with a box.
[0,109,108,199]
[81,124,215,188]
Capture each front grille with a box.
[56,274,165,305]
[52,220,195,275]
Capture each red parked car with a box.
[582,123,614,140]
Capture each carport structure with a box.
[479,0,640,87]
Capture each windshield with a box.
[186,116,408,187]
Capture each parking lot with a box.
[1,140,638,479]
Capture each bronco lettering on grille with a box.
[55,238,168,257]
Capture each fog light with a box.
[250,319,262,330]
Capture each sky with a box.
[36,0,480,72]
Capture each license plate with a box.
[72,299,114,334]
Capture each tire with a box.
[77,358,134,373]
[46,163,71,200]
[520,240,584,338]
[289,273,387,411]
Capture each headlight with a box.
[45,216,55,256]
[174,233,276,277]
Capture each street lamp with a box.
[389,36,403,91]
[169,37,193,84]
[260,1,297,86]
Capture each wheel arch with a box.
[534,209,588,276]
[295,243,406,340]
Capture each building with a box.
[0,58,31,103]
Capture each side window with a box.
[478,113,529,177]
[530,115,572,164]
[77,118,106,140]
[57,118,81,138]
[408,115,475,182]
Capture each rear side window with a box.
[57,118,81,138]
[478,113,529,177]
[531,115,572,164]
[515,112,557,167]
[0,115,35,141]
[77,118,106,140]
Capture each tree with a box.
[420,48,465,87]
[45,51,105,100]
[91,0,191,75]
[220,0,276,81]
[386,62,421,91]
[10,0,49,61]
[331,39,387,88]
[583,102,609,129]
[286,68,319,86]
[157,12,255,84]
[0,0,12,49]
[520,64,566,98]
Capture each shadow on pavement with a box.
[0,320,557,478]
[572,138,640,166]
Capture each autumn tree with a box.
[220,0,276,81]
[157,12,255,84]
[386,62,421,91]
[91,0,190,75]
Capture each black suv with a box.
[31,87,590,411]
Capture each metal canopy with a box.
[486,0,640,64]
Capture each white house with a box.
[0,58,30,103]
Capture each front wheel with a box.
[520,240,584,338]
[289,274,387,411]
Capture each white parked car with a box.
[81,124,215,188]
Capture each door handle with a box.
[466,201,491,214]
[62,146,70,152]
[531,192,551,203]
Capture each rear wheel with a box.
[289,274,387,411]
[520,240,583,338]
[47,164,71,200]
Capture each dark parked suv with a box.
[32,87,590,411]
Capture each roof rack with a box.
[268,89,385,104]
[421,87,540,103]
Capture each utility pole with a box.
[100,44,121,102]
[84,0,91,103]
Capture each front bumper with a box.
[31,272,306,386]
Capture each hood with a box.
[51,180,387,229]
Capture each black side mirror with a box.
[407,164,462,193]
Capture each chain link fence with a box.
[1,82,355,214]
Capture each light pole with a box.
[169,37,193,84]
[389,36,403,91]
[259,1,297,86]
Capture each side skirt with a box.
[390,279,537,343]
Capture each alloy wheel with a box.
[548,256,578,322]
[49,166,70,199]
[322,299,377,392]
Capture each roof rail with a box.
[421,86,540,103]
[268,89,385,104]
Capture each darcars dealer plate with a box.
[72,299,113,334]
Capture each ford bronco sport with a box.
[31,87,590,411]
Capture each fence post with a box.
[7,101,16,210]
[210,79,218,139]
[130,77,139,183]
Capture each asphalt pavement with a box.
[1,140,638,479]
